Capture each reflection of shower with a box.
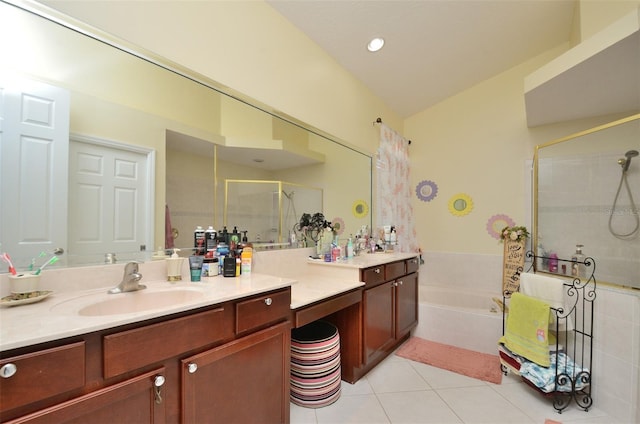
[282,190,298,237]
[608,150,639,239]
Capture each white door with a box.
[0,75,70,266]
[68,135,153,257]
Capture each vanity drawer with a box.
[405,257,419,274]
[0,341,85,411]
[235,288,290,334]
[385,260,406,281]
[361,265,385,286]
[103,306,231,379]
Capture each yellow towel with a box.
[499,292,551,367]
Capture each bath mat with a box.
[395,337,502,384]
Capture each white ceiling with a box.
[267,0,577,118]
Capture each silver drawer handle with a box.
[187,362,198,374]
[264,297,273,306]
[398,280,403,286]
[374,268,381,274]
[0,363,17,378]
[154,375,165,404]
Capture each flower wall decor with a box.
[352,199,369,218]
[486,214,515,240]
[499,225,530,243]
[447,193,473,216]
[415,180,438,202]
[331,217,345,236]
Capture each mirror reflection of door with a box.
[68,135,153,257]
[0,76,69,264]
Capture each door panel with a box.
[395,272,418,337]
[0,76,69,261]
[68,136,151,255]
[363,281,394,364]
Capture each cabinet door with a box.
[7,368,165,424]
[182,321,291,424]
[395,272,418,338]
[363,281,395,364]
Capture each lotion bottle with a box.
[166,248,184,282]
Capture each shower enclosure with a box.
[224,179,323,248]
[534,114,640,289]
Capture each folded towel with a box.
[499,292,551,367]
[520,272,573,331]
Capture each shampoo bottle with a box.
[347,236,354,259]
[194,226,205,255]
[204,226,217,257]
[548,253,558,273]
[241,247,253,276]
[571,244,586,278]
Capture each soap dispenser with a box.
[166,248,184,282]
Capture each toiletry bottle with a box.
[166,249,183,281]
[194,225,205,255]
[205,226,216,257]
[347,236,354,259]
[571,244,586,278]
[189,255,204,282]
[229,226,240,250]
[548,253,558,273]
[390,229,397,245]
[241,247,253,275]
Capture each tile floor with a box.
[290,344,621,424]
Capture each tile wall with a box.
[419,250,640,423]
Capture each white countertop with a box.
[0,249,415,352]
[290,276,364,309]
[0,274,294,352]
[307,251,418,269]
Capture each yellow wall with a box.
[578,0,640,40]
[39,0,637,256]
[40,0,402,155]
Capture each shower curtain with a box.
[377,123,419,253]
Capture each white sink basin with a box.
[51,288,207,316]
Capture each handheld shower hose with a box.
[608,150,639,239]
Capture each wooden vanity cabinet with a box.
[0,287,292,424]
[4,368,166,424]
[182,289,291,424]
[182,321,291,423]
[361,257,418,373]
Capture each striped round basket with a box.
[290,320,341,408]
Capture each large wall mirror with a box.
[0,1,372,269]
[534,113,640,289]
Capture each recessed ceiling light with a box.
[367,37,384,52]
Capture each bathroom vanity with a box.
[291,252,420,383]
[0,251,419,423]
[0,275,294,423]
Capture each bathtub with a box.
[412,285,503,354]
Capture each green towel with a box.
[499,292,551,367]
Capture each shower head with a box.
[622,150,639,172]
[282,190,294,199]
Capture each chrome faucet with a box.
[108,261,145,294]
